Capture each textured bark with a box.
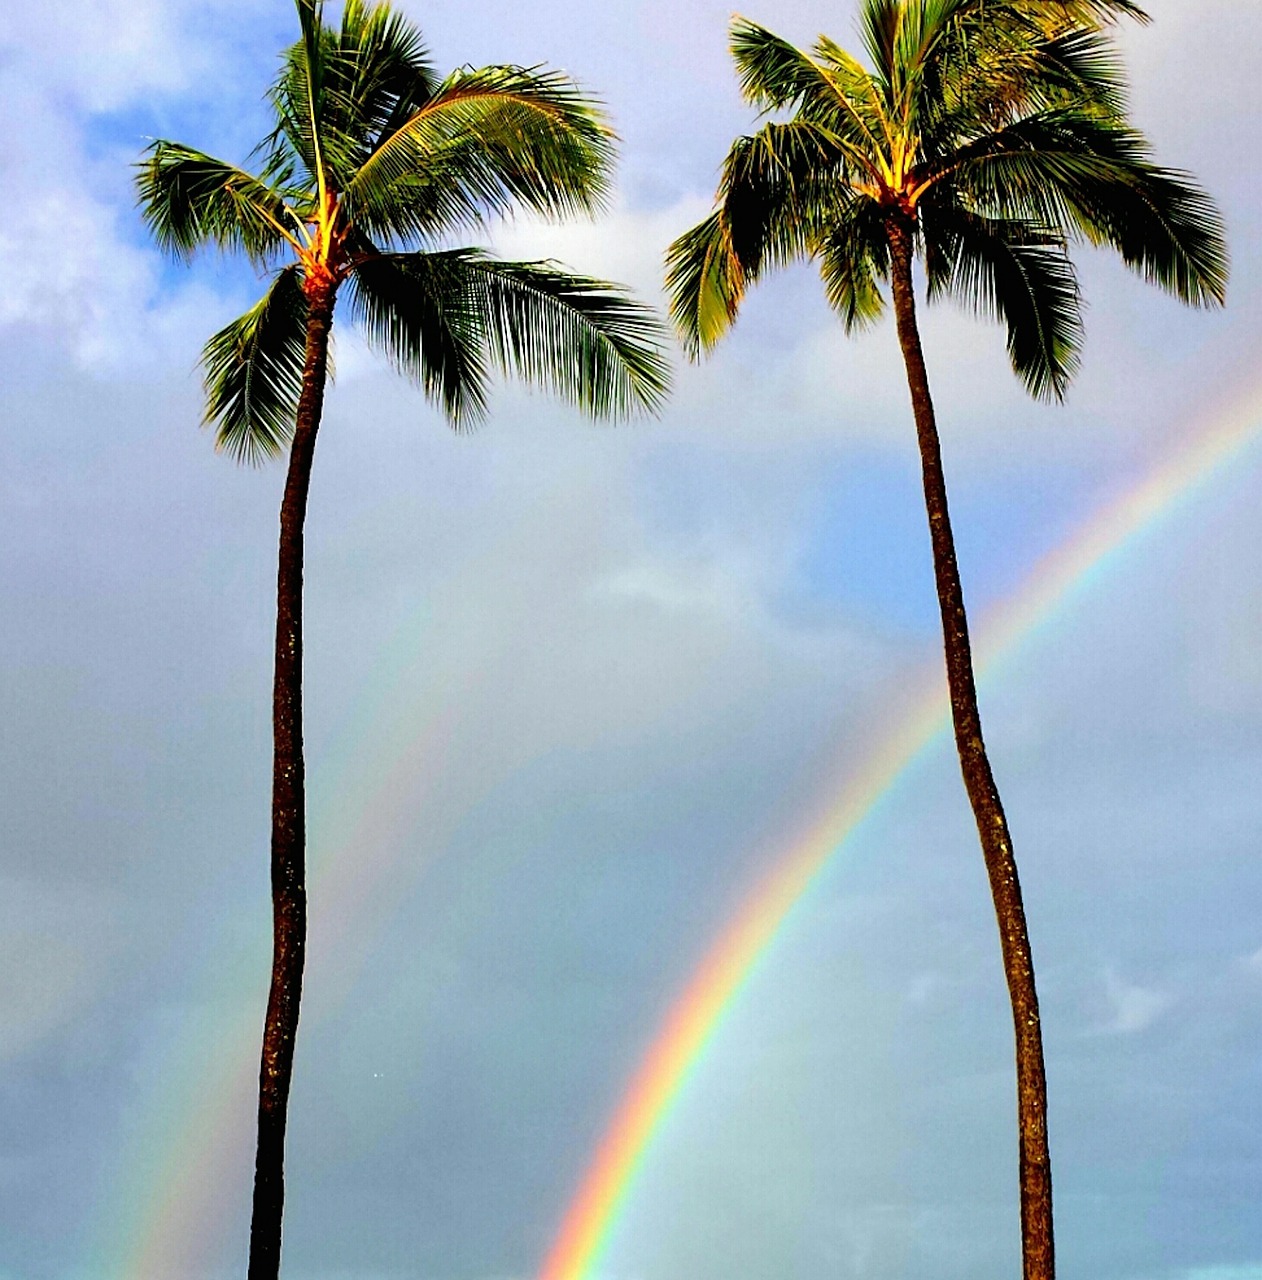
[247,274,335,1280]
[886,214,1054,1280]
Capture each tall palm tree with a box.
[666,3,1225,1277]
[136,2,668,1274]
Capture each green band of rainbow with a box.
[536,387,1262,1280]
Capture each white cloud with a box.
[1,0,258,111]
[488,194,712,301]
[1097,967,1174,1036]
[0,1,264,369]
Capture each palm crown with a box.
[667,0,1226,400]
[137,0,669,462]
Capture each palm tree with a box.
[665,3,1224,1277]
[136,2,669,1274]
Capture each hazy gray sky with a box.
[1,3,1260,1279]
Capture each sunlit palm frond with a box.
[665,212,746,357]
[859,0,915,112]
[303,0,439,185]
[346,66,613,234]
[136,143,300,265]
[666,123,827,356]
[731,18,889,157]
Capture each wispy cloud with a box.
[1095,967,1174,1036]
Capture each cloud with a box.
[1097,969,1173,1035]
[0,0,269,370]
[488,195,712,302]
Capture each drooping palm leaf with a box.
[665,122,839,354]
[923,199,1082,398]
[350,249,669,425]
[818,195,890,332]
[346,249,492,422]
[949,110,1228,304]
[201,266,309,462]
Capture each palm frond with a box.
[308,0,439,185]
[665,122,830,356]
[923,200,1082,399]
[818,196,889,332]
[951,111,1228,305]
[466,256,671,419]
[665,211,746,357]
[345,66,613,237]
[201,266,309,462]
[860,0,904,107]
[348,249,491,423]
[266,17,349,194]
[135,143,300,265]
[349,249,670,424]
[731,18,890,159]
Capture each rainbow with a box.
[106,628,471,1274]
[107,379,1262,1277]
[536,381,1262,1280]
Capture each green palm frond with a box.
[136,143,301,264]
[951,111,1228,305]
[268,15,349,194]
[818,197,890,332]
[347,249,491,423]
[202,266,310,462]
[859,0,916,114]
[665,211,746,357]
[466,256,671,419]
[350,250,670,425]
[923,200,1082,399]
[330,0,437,143]
[345,66,613,236]
[1025,0,1149,26]
[273,0,439,189]
[666,122,829,356]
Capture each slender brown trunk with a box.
[247,274,335,1280]
[885,213,1054,1280]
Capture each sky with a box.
[1,2,1260,1279]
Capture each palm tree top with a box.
[667,0,1226,400]
[137,0,669,460]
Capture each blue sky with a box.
[1,2,1260,1278]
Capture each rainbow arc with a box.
[114,382,1262,1277]
[536,385,1262,1280]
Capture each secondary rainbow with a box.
[536,381,1262,1280]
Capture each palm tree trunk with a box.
[885,214,1054,1280]
[248,275,335,1280]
